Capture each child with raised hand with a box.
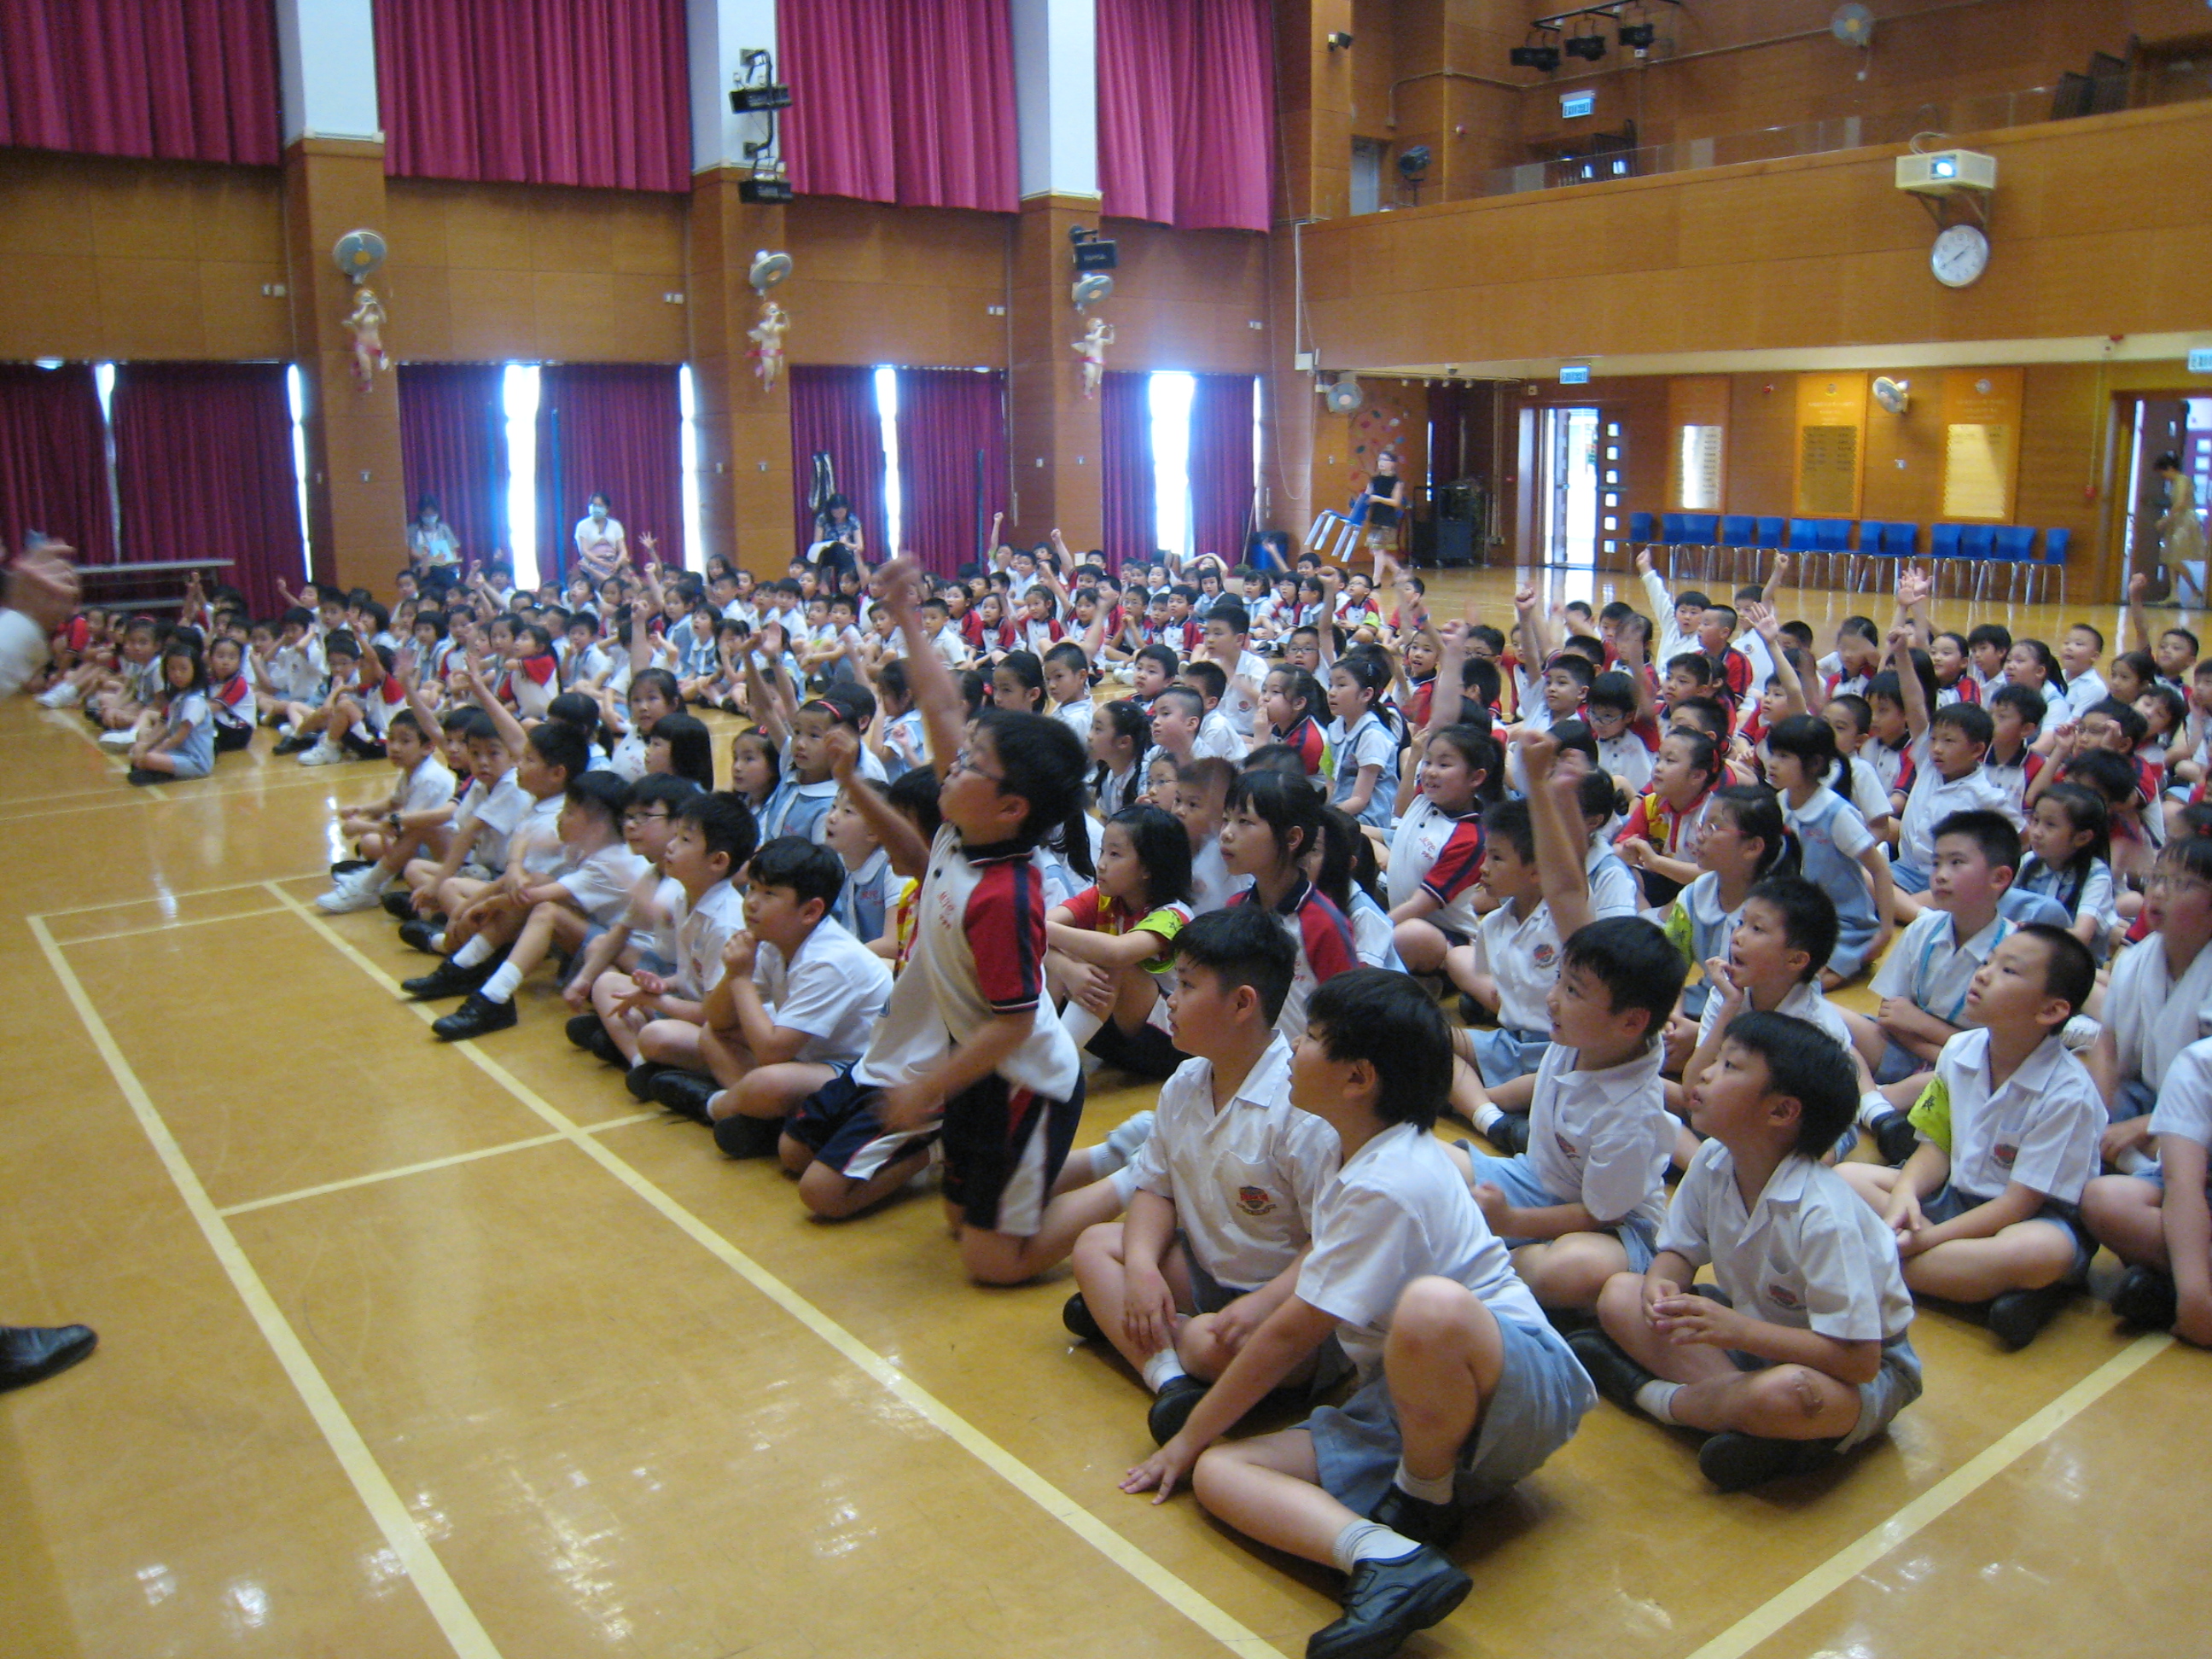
[1059,907,1339,1439]
[1121,969,1592,1659]
[781,558,1094,1284]
[125,640,216,787]
[1388,723,1496,975]
[1324,651,1400,830]
[1575,1012,1922,1490]
[2083,1033,2212,1345]
[1841,925,2104,1350]
[1048,803,1195,1080]
[1766,713,1895,987]
[1665,784,1795,1023]
[2017,783,2120,958]
[317,709,457,913]
[1220,768,1359,1048]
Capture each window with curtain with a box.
[0,364,116,566]
[1187,372,1259,562]
[398,364,510,563]
[533,364,686,579]
[0,0,280,165]
[789,366,889,563]
[1100,370,1158,568]
[894,369,1007,577]
[782,0,1018,212]
[374,0,691,192]
[1097,0,1273,233]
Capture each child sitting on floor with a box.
[2083,1033,2212,1346]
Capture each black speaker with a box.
[1435,518,1475,568]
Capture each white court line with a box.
[26,873,326,921]
[1679,1329,2175,1659]
[216,1114,660,1218]
[265,882,1284,1659]
[50,905,292,946]
[0,764,364,823]
[28,913,501,1659]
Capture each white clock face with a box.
[1932,224,1989,288]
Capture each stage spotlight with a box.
[1326,31,1353,49]
[1511,43,1562,71]
[1397,145,1432,179]
[1564,20,1607,61]
[1618,21,1656,47]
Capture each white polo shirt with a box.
[1296,1121,1556,1384]
[2103,934,2212,1091]
[1125,1037,1340,1292]
[1222,649,1269,739]
[1586,839,1642,919]
[557,843,651,927]
[1896,731,2023,870]
[399,755,457,818]
[1522,1039,1673,1230]
[754,921,894,1067]
[1471,897,1563,1033]
[1658,1144,1915,1344]
[1195,707,1245,760]
[2149,1037,2212,1154]
[1871,909,2013,1030]
[458,771,530,874]
[1386,796,1487,937]
[1922,1027,2102,1207]
[1698,975,1856,1054]
[672,877,748,1002]
[512,794,566,876]
[1053,696,1095,749]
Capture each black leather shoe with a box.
[624,1062,670,1102]
[713,1112,787,1159]
[1147,1374,1210,1447]
[397,918,442,955]
[1698,1431,1837,1492]
[1062,1292,1103,1342]
[0,1324,97,1393]
[1485,1112,1530,1155]
[1872,1110,1920,1167]
[2111,1263,2179,1330]
[402,956,492,1000]
[1988,1282,2073,1351]
[1369,1484,1460,1551]
[432,992,517,1042]
[565,1012,607,1051]
[381,890,419,920]
[650,1070,721,1123]
[1307,1545,1471,1659]
[126,767,164,787]
[1568,1327,1657,1414]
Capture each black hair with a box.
[1966,621,2013,656]
[323,628,362,662]
[649,711,716,789]
[673,789,760,873]
[884,761,945,841]
[1666,652,1713,685]
[1265,664,1325,731]
[1171,901,1297,1024]
[159,637,207,694]
[1043,640,1088,678]
[547,690,605,744]
[750,834,848,910]
[631,770,704,813]
[1241,742,1313,782]
[1426,722,1501,805]
[563,769,632,826]
[1485,796,1534,864]
[1826,692,1871,736]
[2011,638,2062,684]
[1675,589,1712,612]
[974,707,1088,851]
[2025,783,2110,911]
[1930,807,2024,877]
[1708,783,1798,880]
[820,680,876,731]
[1661,725,1721,794]
[1559,916,1689,1042]
[1106,803,1194,909]
[1543,653,1596,690]
[2163,625,2200,657]
[2067,620,2105,655]
[456,707,501,744]
[359,600,390,635]
[2140,682,2187,736]
[1205,602,1249,637]
[1307,967,1455,1131]
[988,649,1045,712]
[1766,713,1849,793]
[387,707,426,741]
[1329,649,1389,712]
[1225,765,1324,870]
[1314,804,1385,918]
[2012,922,2098,1022]
[525,718,589,783]
[1586,670,1639,717]
[2110,648,2159,691]
[628,667,681,716]
[1988,681,2047,729]
[1179,660,1228,705]
[1152,685,1207,725]
[1562,633,1606,664]
[1929,701,1995,750]
[1458,653,1502,711]
[2059,748,2138,812]
[1717,1010,1861,1159]
[2084,696,2148,749]
[1744,873,1839,981]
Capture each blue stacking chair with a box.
[1991,525,2034,602]
[1853,522,1891,592]
[1927,523,1963,597]
[1785,518,1826,587]
[1629,510,1656,546]
[1815,519,1853,591]
[1684,514,1720,582]
[1959,524,1996,600]
[1717,515,1759,585]
[2032,528,2070,607]
[1659,512,1689,579]
[1884,521,1922,558]
[1756,516,1787,550]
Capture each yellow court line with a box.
[264,883,1284,1659]
[26,873,327,921]
[1680,1328,2176,1659]
[51,905,293,946]
[216,1113,661,1218]
[27,914,502,1659]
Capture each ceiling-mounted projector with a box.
[1895,149,1995,195]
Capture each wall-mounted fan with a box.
[332,228,387,284]
[1319,372,1362,415]
[749,250,794,293]
[1072,271,1115,310]
[1831,3,1875,48]
[1872,375,1911,414]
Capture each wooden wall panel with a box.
[779,197,1007,369]
[1096,218,1270,374]
[1664,375,1730,510]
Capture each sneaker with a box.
[712,1112,786,1159]
[1146,1375,1210,1447]
[36,681,80,708]
[1307,1545,1471,1659]
[1062,1293,1103,1342]
[97,727,137,749]
[1484,1112,1531,1155]
[1103,1109,1155,1166]
[1697,1432,1837,1492]
[649,1070,721,1124]
[400,956,493,1001]
[299,741,345,766]
[1368,1484,1460,1552]
[431,992,518,1042]
[1872,1110,1920,1167]
[315,879,387,914]
[1987,1282,2073,1351]
[2110,1263,2178,1329]
[1567,1328,1657,1414]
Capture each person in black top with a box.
[1362,452,1406,564]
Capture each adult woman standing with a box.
[573,492,627,585]
[811,493,864,582]
[1360,451,1406,573]
[407,495,459,577]
[2154,451,2206,605]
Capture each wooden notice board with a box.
[1939,367,2024,521]
[1794,372,1867,519]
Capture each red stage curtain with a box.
[894,369,1006,578]
[399,364,509,565]
[374,0,691,192]
[112,363,303,616]
[1097,0,1272,233]
[1188,373,1257,562]
[789,365,888,568]
[0,364,116,568]
[533,364,684,579]
[1100,370,1155,571]
[0,0,280,165]
[783,0,1017,212]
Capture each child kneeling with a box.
[1122,969,1592,1659]
[1575,1012,1922,1490]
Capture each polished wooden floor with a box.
[3,564,2208,1659]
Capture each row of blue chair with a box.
[1627,512,2069,606]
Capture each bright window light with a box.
[1150,370,1196,561]
[503,365,541,587]
[876,366,902,556]
[285,366,314,575]
[93,362,115,421]
[678,364,704,573]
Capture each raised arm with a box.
[880,557,966,779]
[1522,729,1594,939]
[1743,601,1806,719]
[1513,583,1553,678]
[1889,621,1930,742]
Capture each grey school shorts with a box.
[1923,1183,2094,1281]
[1307,1312,1592,1515]
[1460,1144,1659,1272]
[1705,1287,1924,1453]
[1470,1025,1550,1088]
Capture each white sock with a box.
[705,1090,729,1119]
[1472,1102,1505,1134]
[1140,1350,1187,1393]
[1091,1109,1155,1177]
[2115,1144,2156,1176]
[1634,1380,1682,1424]
[1060,999,1107,1050]
[478,962,522,1004]
[428,931,447,954]
[1857,1090,1894,1130]
[451,934,494,969]
[1393,1458,1455,1505]
[1330,1520,1422,1574]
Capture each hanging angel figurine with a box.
[1074,316,1115,398]
[345,287,389,388]
[748,299,789,391]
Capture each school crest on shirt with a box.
[1532,941,1558,971]
[1765,1283,1803,1311]
[1237,1185,1277,1216]
[1994,1142,2018,1169]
